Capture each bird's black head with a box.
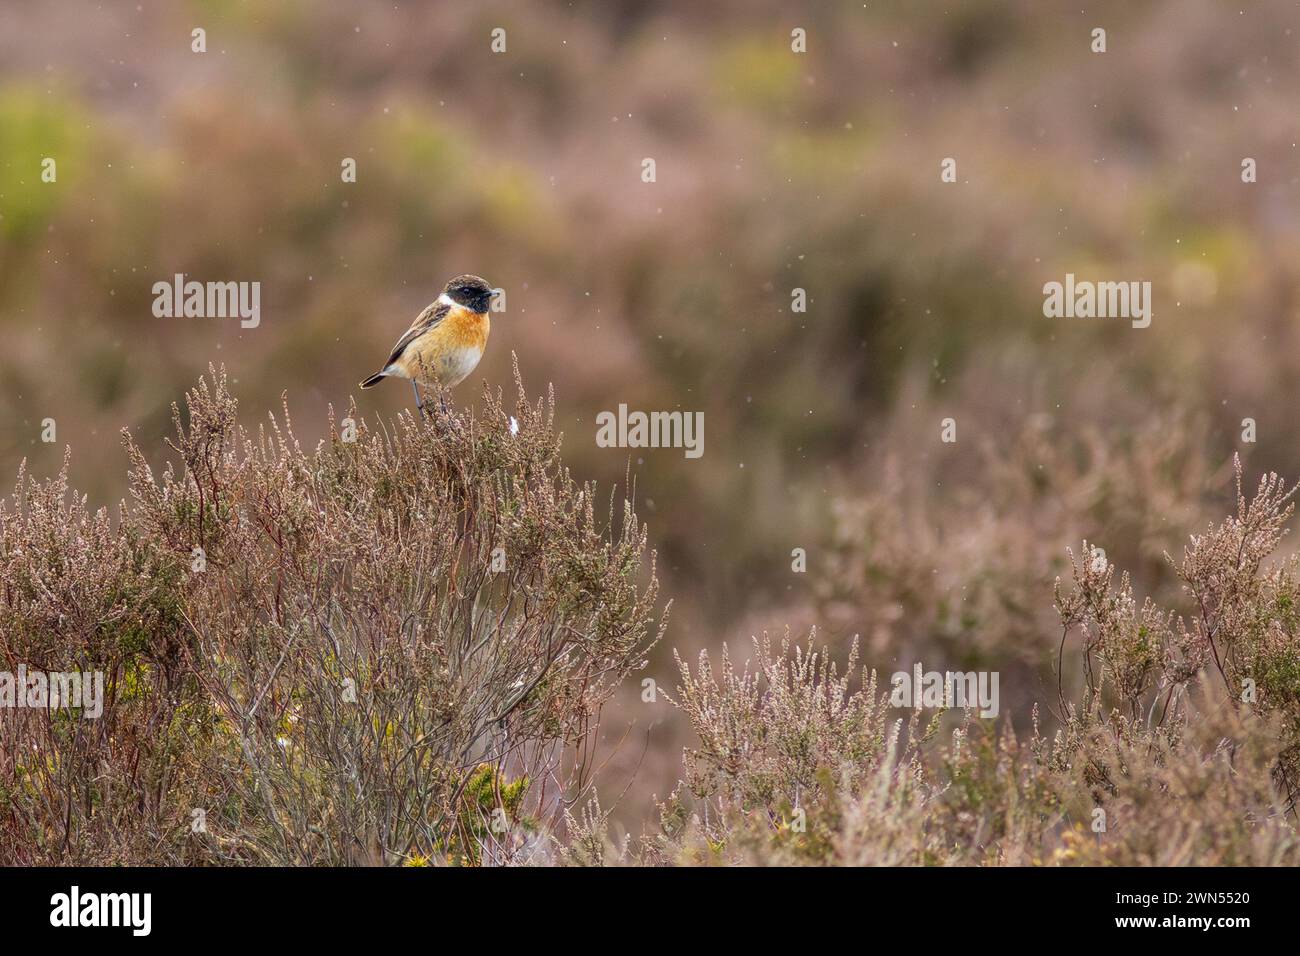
[444,274,498,313]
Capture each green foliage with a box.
[0,88,87,242]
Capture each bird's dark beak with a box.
[490,288,503,299]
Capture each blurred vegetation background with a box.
[4,0,1300,835]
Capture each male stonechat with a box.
[359,274,500,412]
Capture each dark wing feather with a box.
[384,300,450,369]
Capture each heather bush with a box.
[815,413,1216,677]
[1056,457,1300,801]
[644,456,1300,866]
[5,368,1300,868]
[649,633,934,865]
[0,365,665,865]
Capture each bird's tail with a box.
[359,371,387,389]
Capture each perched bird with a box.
[359,274,500,412]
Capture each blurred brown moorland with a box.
[4,0,1300,854]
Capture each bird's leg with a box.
[411,380,424,415]
[440,392,449,415]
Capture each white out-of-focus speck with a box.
[510,416,519,435]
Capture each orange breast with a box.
[445,308,490,350]
[395,307,490,387]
